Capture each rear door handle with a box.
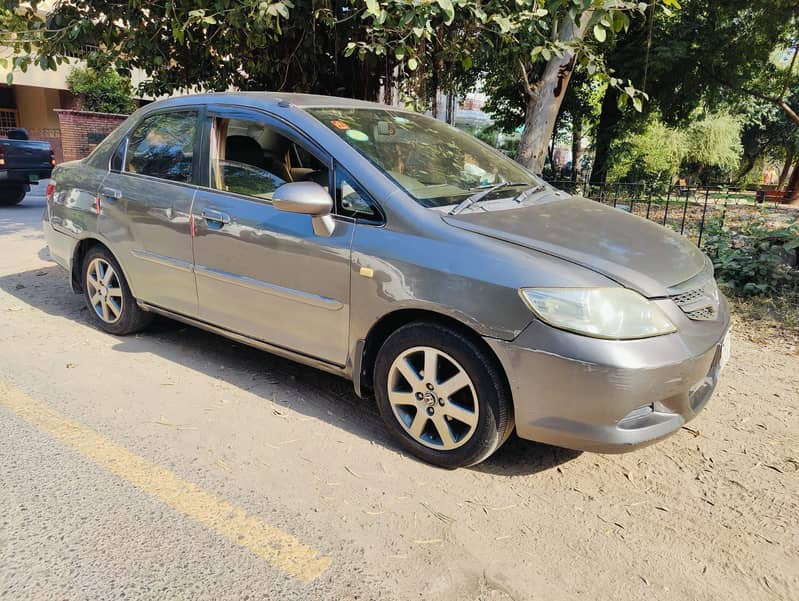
[201,208,231,225]
[101,186,122,200]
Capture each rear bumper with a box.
[486,296,731,453]
[43,216,77,273]
[0,168,52,184]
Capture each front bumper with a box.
[486,296,731,453]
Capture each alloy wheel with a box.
[387,346,479,451]
[86,258,124,324]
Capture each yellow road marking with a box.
[0,381,331,581]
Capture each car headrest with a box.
[225,135,264,168]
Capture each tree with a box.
[591,0,798,184]
[683,112,743,183]
[0,1,392,99]
[359,0,674,173]
[66,66,136,114]
[1,0,673,175]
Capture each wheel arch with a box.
[356,308,511,401]
[70,237,133,296]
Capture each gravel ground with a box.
[1,190,797,600]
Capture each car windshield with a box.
[307,107,542,208]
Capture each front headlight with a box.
[519,288,677,340]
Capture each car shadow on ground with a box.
[0,261,581,477]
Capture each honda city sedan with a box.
[43,93,731,467]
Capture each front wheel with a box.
[0,184,26,206]
[81,246,152,335]
[374,321,514,468]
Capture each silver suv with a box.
[43,93,731,467]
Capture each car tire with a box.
[374,321,514,468]
[0,184,26,206]
[81,246,152,335]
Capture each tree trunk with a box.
[515,13,592,174]
[571,115,583,182]
[785,154,799,205]
[591,86,622,184]
[777,145,794,191]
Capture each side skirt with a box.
[137,301,352,381]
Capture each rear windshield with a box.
[307,108,541,208]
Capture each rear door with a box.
[190,106,354,365]
[99,109,201,317]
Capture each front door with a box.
[191,107,353,366]
[99,109,201,317]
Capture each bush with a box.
[66,67,136,114]
[702,211,799,296]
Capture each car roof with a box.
[145,92,410,113]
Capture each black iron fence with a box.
[545,179,798,248]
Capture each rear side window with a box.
[125,111,197,183]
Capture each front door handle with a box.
[101,186,122,200]
[201,208,231,225]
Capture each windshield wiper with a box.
[513,184,547,204]
[448,182,526,215]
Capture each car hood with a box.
[442,195,707,297]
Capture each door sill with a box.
[137,301,350,379]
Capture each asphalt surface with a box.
[1,184,797,601]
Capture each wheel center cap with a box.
[422,391,437,406]
[100,286,107,297]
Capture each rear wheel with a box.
[81,246,151,335]
[374,321,514,468]
[0,184,26,206]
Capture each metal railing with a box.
[545,178,798,248]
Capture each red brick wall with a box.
[54,109,128,163]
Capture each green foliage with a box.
[702,212,799,297]
[684,113,743,173]
[609,119,687,182]
[608,111,743,182]
[65,67,136,114]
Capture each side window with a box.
[125,111,197,183]
[335,165,381,222]
[209,116,329,201]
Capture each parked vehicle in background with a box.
[0,128,55,206]
[43,93,731,468]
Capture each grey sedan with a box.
[43,93,730,467]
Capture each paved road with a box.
[1,189,797,601]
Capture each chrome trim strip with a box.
[131,249,194,273]
[194,264,344,311]
[137,301,349,375]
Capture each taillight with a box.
[50,149,55,167]
[45,182,55,201]
[0,145,5,167]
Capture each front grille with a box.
[685,306,716,321]
[671,287,706,307]
[669,266,720,321]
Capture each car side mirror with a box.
[273,181,335,237]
